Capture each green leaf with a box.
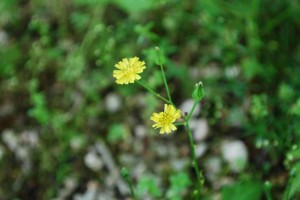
[222,180,263,200]
[291,98,300,116]
[113,0,155,13]
[107,124,129,143]
[136,175,162,198]
[167,172,192,200]
[285,163,300,199]
[250,95,268,119]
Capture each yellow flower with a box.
[113,57,146,84]
[150,104,181,134]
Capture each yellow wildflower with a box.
[150,104,181,134]
[113,57,146,84]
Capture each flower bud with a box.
[264,181,272,189]
[155,46,165,65]
[121,167,130,179]
[192,81,204,101]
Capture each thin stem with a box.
[185,122,202,199]
[121,167,136,200]
[136,80,171,104]
[159,64,173,105]
[186,101,199,122]
[174,122,185,126]
[264,184,272,200]
[126,177,136,200]
[284,176,293,200]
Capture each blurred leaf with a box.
[291,98,300,117]
[107,124,128,143]
[250,94,268,119]
[59,49,86,82]
[285,162,300,199]
[113,0,155,13]
[222,180,262,200]
[278,83,294,102]
[74,0,108,6]
[241,58,261,80]
[166,172,192,200]
[136,175,162,198]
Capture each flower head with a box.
[150,104,181,134]
[113,57,146,84]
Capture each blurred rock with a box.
[53,177,77,200]
[74,181,98,200]
[225,65,240,78]
[95,142,129,195]
[2,129,18,151]
[98,189,116,200]
[70,136,85,151]
[133,140,143,153]
[199,63,221,78]
[0,145,4,160]
[227,107,245,127]
[132,161,147,179]
[105,93,122,113]
[155,142,178,158]
[180,99,200,117]
[171,158,189,171]
[221,140,248,172]
[195,143,207,158]
[134,125,147,139]
[15,146,29,161]
[155,143,168,158]
[58,39,74,52]
[190,119,209,142]
[119,154,135,166]
[0,101,14,116]
[0,31,8,46]
[84,150,103,171]
[204,156,222,182]
[20,130,39,148]
[71,91,84,111]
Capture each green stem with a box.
[126,177,136,200]
[159,64,173,105]
[185,122,202,199]
[121,167,136,200]
[284,176,293,200]
[174,122,185,126]
[136,80,171,104]
[186,101,199,122]
[264,185,272,200]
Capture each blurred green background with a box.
[0,0,300,199]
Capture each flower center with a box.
[162,113,173,125]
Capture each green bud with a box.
[192,81,204,101]
[264,181,272,189]
[121,167,130,179]
[155,46,165,65]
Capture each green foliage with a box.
[221,180,263,200]
[285,146,300,199]
[0,0,300,199]
[107,124,129,143]
[291,98,300,117]
[250,95,268,119]
[113,0,156,13]
[287,165,300,199]
[136,175,162,198]
[28,92,50,125]
[166,172,192,200]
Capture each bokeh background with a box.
[0,0,300,199]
